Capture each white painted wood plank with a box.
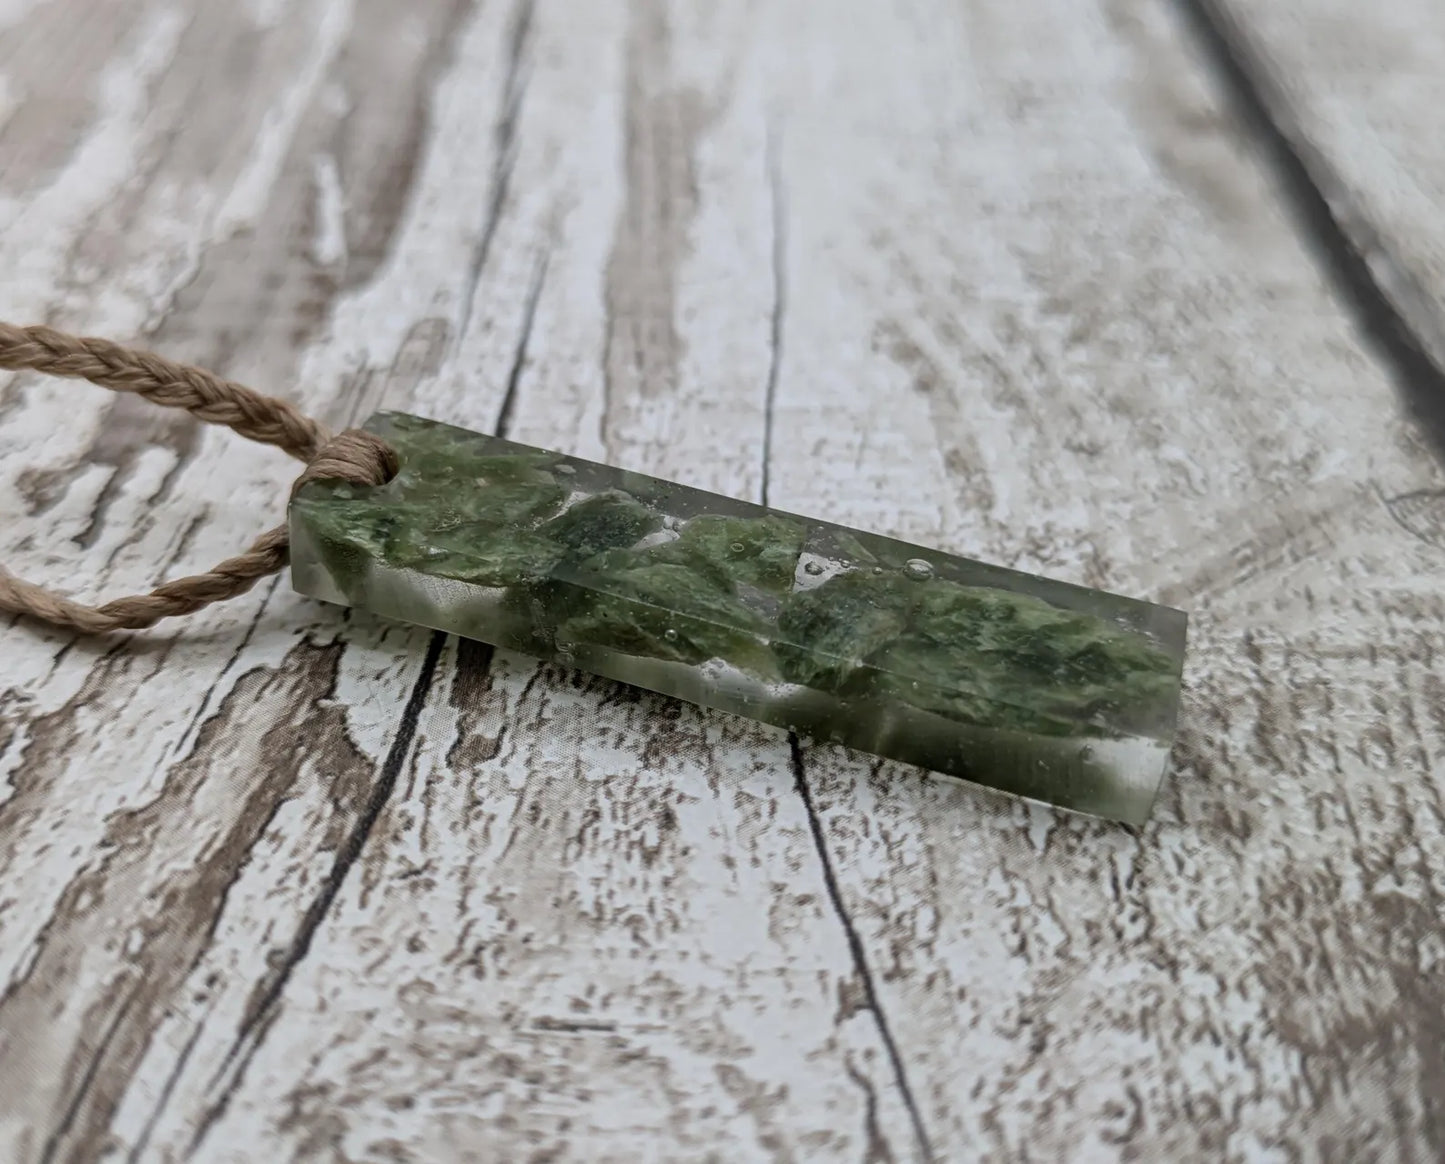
[115,3,920,1159]
[1,0,1442,1160]
[0,1,921,1160]
[761,0,1445,1157]
[0,2,484,1158]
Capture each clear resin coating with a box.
[290,413,1187,823]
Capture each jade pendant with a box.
[289,413,1186,824]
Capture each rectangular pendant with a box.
[290,412,1187,824]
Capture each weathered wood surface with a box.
[1201,0,1445,423]
[1,0,1442,1160]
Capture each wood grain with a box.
[1,0,1442,1160]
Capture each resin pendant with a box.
[290,413,1187,824]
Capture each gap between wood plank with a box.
[189,630,447,1152]
[1173,0,1445,464]
[763,128,934,1163]
[189,246,552,1149]
[759,122,785,509]
[456,0,536,340]
[790,741,936,1162]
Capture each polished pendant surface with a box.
[290,412,1187,823]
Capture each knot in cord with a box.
[292,428,400,498]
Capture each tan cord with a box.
[0,322,398,634]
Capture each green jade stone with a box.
[290,413,1187,824]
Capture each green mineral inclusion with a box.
[289,413,1187,824]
